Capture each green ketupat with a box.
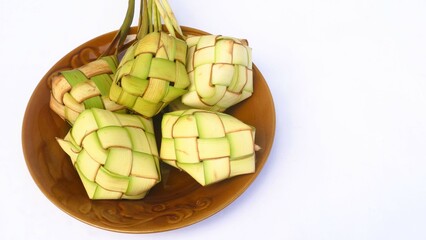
[109,0,190,118]
[181,35,253,112]
[160,109,258,186]
[156,0,253,112]
[49,0,135,124]
[50,56,127,124]
[57,108,161,199]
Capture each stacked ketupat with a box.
[153,0,257,185]
[54,0,163,200]
[54,0,258,199]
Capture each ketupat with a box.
[49,0,136,124]
[182,35,253,112]
[109,0,190,118]
[50,56,127,124]
[57,108,161,199]
[156,0,254,112]
[160,109,258,186]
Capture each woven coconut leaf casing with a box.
[50,56,127,124]
[180,35,253,112]
[109,31,190,118]
[160,109,256,186]
[57,108,161,200]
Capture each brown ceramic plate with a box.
[22,26,275,233]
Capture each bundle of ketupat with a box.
[52,0,259,200]
[152,0,257,184]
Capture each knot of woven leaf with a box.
[137,0,185,40]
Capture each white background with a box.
[2,0,426,239]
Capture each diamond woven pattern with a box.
[50,56,126,124]
[58,108,161,199]
[160,109,256,186]
[182,35,253,112]
[109,32,190,118]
